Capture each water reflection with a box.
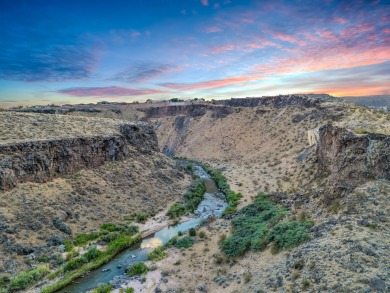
[141,237,163,249]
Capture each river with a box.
[56,164,227,293]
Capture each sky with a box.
[0,0,389,107]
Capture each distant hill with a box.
[342,95,390,108]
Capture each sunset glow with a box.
[0,0,389,107]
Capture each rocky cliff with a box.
[317,124,390,198]
[139,104,238,119]
[0,122,158,191]
[214,94,336,108]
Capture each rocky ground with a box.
[0,148,191,276]
[102,96,389,293]
[2,95,389,292]
[0,112,126,143]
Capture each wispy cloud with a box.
[111,62,180,83]
[58,86,169,97]
[211,44,236,54]
[160,75,259,91]
[204,26,222,33]
[201,0,209,6]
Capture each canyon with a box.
[0,94,389,292]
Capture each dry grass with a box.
[0,112,126,144]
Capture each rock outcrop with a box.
[215,94,336,108]
[0,122,158,191]
[317,124,390,197]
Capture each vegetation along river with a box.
[57,164,227,293]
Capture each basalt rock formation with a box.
[214,94,336,108]
[0,122,157,191]
[317,124,390,198]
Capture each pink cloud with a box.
[383,28,390,34]
[201,0,209,6]
[211,44,236,54]
[58,86,169,97]
[334,17,347,24]
[316,30,338,42]
[160,75,259,91]
[274,33,306,46]
[205,26,222,33]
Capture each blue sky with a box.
[0,0,389,107]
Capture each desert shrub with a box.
[167,203,185,219]
[186,163,194,172]
[119,288,134,293]
[37,255,49,263]
[126,262,149,276]
[64,240,73,252]
[83,246,103,261]
[126,225,139,235]
[175,236,194,249]
[135,212,148,223]
[189,228,196,237]
[147,246,167,261]
[93,283,112,293]
[198,231,206,238]
[266,221,311,252]
[63,257,88,272]
[8,266,49,291]
[100,223,118,232]
[100,232,121,244]
[75,232,100,246]
[220,195,286,256]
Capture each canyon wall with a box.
[317,124,390,197]
[0,122,158,191]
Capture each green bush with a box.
[175,236,194,249]
[186,163,194,172]
[220,195,286,256]
[37,255,49,263]
[167,203,185,219]
[63,257,88,272]
[84,246,103,261]
[120,288,134,293]
[266,221,311,252]
[64,240,73,252]
[189,228,196,237]
[147,246,167,261]
[100,223,118,232]
[8,266,50,291]
[126,262,149,276]
[75,232,100,246]
[93,283,112,293]
[220,195,311,257]
[135,212,148,223]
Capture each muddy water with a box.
[57,165,226,293]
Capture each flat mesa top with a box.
[0,112,125,144]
